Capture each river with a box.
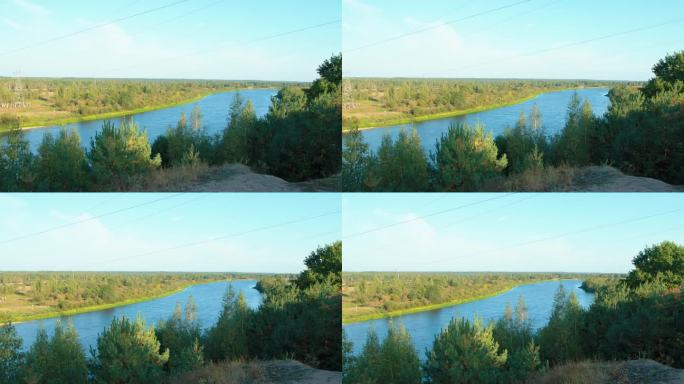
[11,88,277,152]
[357,88,610,153]
[343,279,594,358]
[13,280,261,352]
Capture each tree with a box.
[537,285,584,365]
[424,317,507,384]
[36,128,88,191]
[156,297,203,377]
[346,325,421,384]
[492,297,541,381]
[203,285,252,362]
[0,323,23,384]
[88,121,161,190]
[0,126,35,191]
[626,241,684,289]
[295,241,342,290]
[373,129,429,191]
[432,123,507,191]
[269,86,307,119]
[24,322,88,384]
[90,316,169,384]
[190,105,202,130]
[342,127,373,191]
[643,51,684,97]
[220,94,256,164]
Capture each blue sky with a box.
[343,194,684,273]
[0,193,341,272]
[343,0,684,80]
[0,0,340,80]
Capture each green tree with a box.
[537,285,584,365]
[492,297,541,381]
[625,241,684,289]
[643,51,684,97]
[203,285,252,362]
[269,86,308,119]
[90,316,169,384]
[373,129,429,191]
[156,297,203,377]
[342,127,373,191]
[0,323,23,384]
[431,123,507,191]
[220,93,256,164]
[0,126,35,191]
[24,322,87,384]
[36,128,88,191]
[424,317,507,384]
[190,104,202,130]
[88,121,161,190]
[295,241,342,290]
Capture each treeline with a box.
[342,77,633,129]
[342,272,619,323]
[0,242,342,384]
[0,272,266,322]
[342,51,684,191]
[0,54,341,191]
[343,241,684,383]
[0,78,298,129]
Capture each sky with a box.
[0,193,341,273]
[0,0,341,80]
[343,193,684,273]
[343,0,684,80]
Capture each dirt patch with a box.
[532,359,684,384]
[261,360,341,384]
[172,360,341,384]
[574,166,683,192]
[614,360,684,384]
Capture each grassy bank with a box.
[343,278,574,324]
[342,87,603,132]
[4,279,225,324]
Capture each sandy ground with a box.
[574,166,683,192]
[172,359,341,384]
[180,164,339,192]
[614,360,684,384]
[261,360,341,384]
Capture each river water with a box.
[343,279,594,358]
[13,280,261,352]
[357,88,610,153]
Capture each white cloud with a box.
[12,0,50,16]
[1,17,23,30]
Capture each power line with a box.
[343,194,516,239]
[343,0,532,54]
[89,209,342,268]
[0,194,182,246]
[0,0,193,58]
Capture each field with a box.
[0,78,298,132]
[342,272,622,323]
[0,271,274,322]
[341,78,635,130]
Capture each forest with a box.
[0,54,341,191]
[0,272,273,323]
[0,241,341,384]
[342,272,620,323]
[342,51,684,191]
[342,78,636,130]
[343,241,684,383]
[0,78,297,131]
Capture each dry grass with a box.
[133,163,211,191]
[171,360,266,384]
[496,165,578,192]
[530,361,622,384]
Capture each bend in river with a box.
[356,88,610,153]
[343,279,594,358]
[13,280,261,352]
[10,89,277,152]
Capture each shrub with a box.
[36,128,88,191]
[0,322,23,384]
[156,298,204,376]
[0,126,35,191]
[431,123,507,191]
[203,285,252,362]
[88,121,161,190]
[23,322,87,384]
[537,285,584,365]
[372,128,429,191]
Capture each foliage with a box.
[495,108,546,175]
[156,298,204,376]
[625,241,684,289]
[0,323,23,384]
[36,128,88,191]
[431,123,507,191]
[87,121,161,190]
[203,285,252,362]
[23,322,87,384]
[295,241,342,290]
[424,317,507,384]
[344,325,421,384]
[492,297,542,382]
[90,316,169,384]
[0,126,35,191]
[373,129,429,191]
[537,285,584,365]
[341,127,373,191]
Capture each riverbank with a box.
[342,87,605,132]
[342,278,580,324]
[10,86,276,132]
[4,279,230,324]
